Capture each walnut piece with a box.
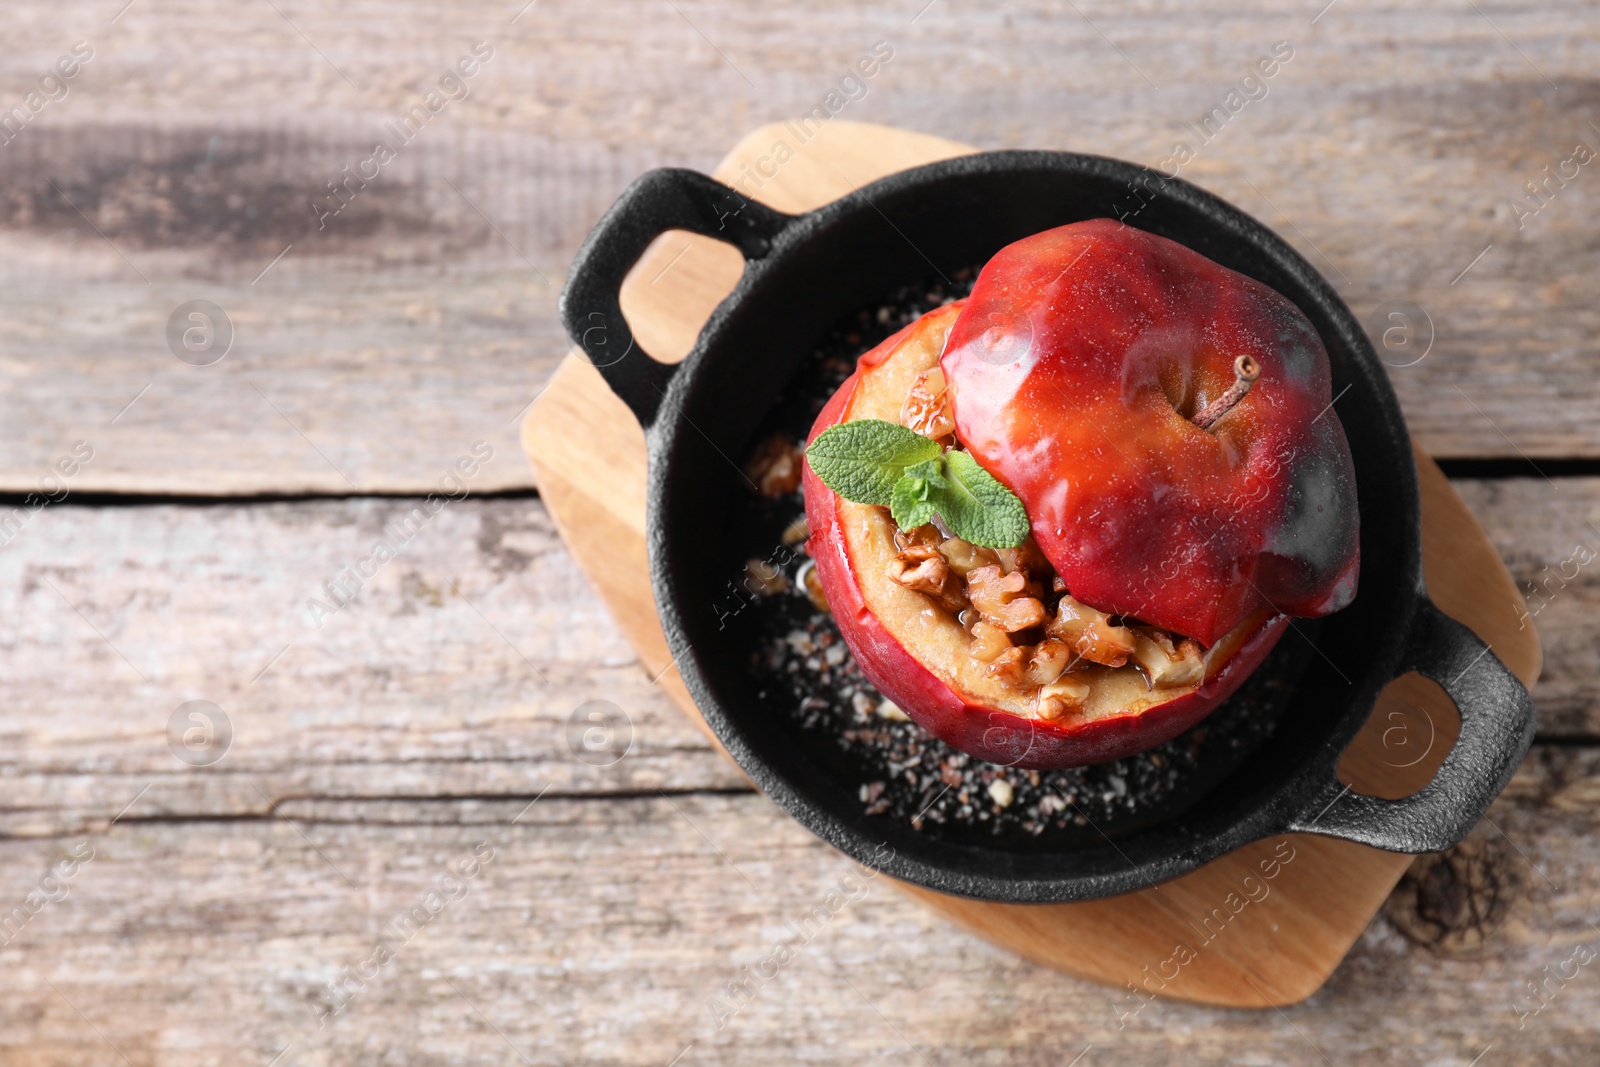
[1024,638,1074,687]
[937,536,1000,577]
[966,565,1047,633]
[1132,628,1206,688]
[997,539,1051,581]
[1037,676,1091,721]
[780,516,810,545]
[901,367,955,439]
[743,558,788,596]
[893,523,942,552]
[1047,595,1137,667]
[887,539,966,612]
[795,560,830,613]
[986,645,1027,684]
[744,434,803,498]
[968,619,1012,663]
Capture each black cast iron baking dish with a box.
[558,150,1536,904]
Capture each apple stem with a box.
[1191,355,1262,431]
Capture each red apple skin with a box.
[804,352,1289,770]
[942,219,1360,648]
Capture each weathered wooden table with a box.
[1,1,1596,1063]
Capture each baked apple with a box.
[802,222,1359,770]
[943,219,1360,646]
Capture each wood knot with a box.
[1384,837,1523,953]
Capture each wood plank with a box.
[0,494,746,839]
[1456,476,1600,738]
[0,751,1594,1066]
[0,120,609,495]
[2,3,1599,495]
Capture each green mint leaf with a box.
[903,458,946,487]
[930,451,1031,548]
[890,475,937,530]
[805,419,942,507]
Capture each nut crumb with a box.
[1048,595,1136,667]
[795,560,830,613]
[887,529,968,611]
[743,558,788,596]
[967,565,1046,633]
[781,516,811,545]
[877,699,911,722]
[745,434,804,498]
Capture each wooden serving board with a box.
[522,121,1542,1008]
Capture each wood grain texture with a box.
[1455,476,1600,738]
[2,1,1599,495]
[0,494,746,839]
[0,758,1594,1067]
[0,0,1594,1059]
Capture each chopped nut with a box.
[988,778,1015,808]
[1037,676,1091,721]
[795,560,830,613]
[901,367,956,439]
[893,523,943,552]
[937,536,1000,577]
[1132,628,1205,688]
[997,538,1050,580]
[1024,638,1074,687]
[994,540,1050,601]
[780,516,810,545]
[887,531,967,611]
[877,699,911,722]
[744,434,804,498]
[743,557,788,596]
[966,565,1047,633]
[886,554,941,592]
[1047,595,1137,667]
[968,619,1012,663]
[987,644,1028,684]
[896,542,942,566]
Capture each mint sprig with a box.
[890,458,944,530]
[939,450,1032,548]
[806,419,1031,549]
[803,418,941,506]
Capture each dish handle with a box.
[559,168,794,429]
[1284,597,1535,853]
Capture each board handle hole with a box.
[1336,671,1461,799]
